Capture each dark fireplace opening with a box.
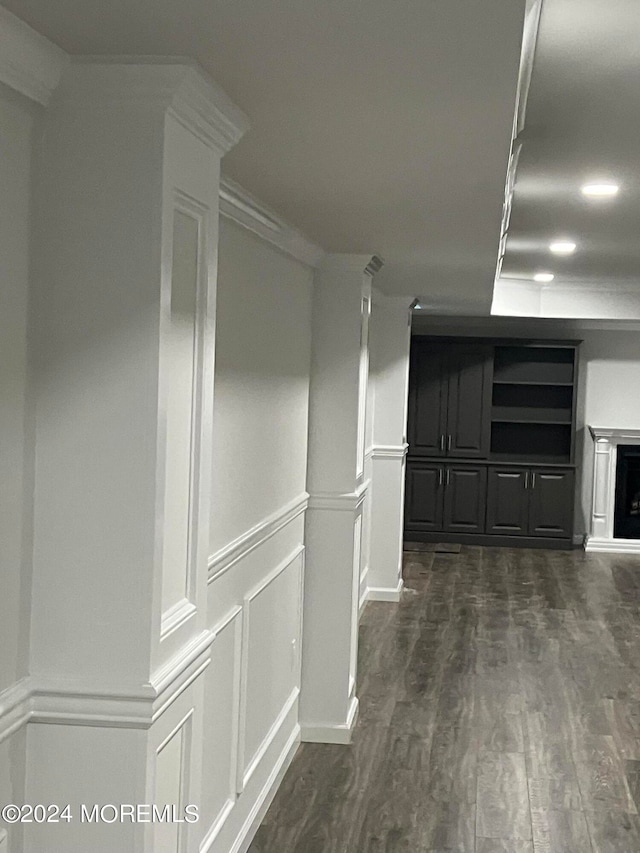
[614,445,640,540]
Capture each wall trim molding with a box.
[300,696,359,745]
[241,688,299,791]
[308,480,369,512]
[367,579,404,603]
[359,566,370,618]
[372,443,409,460]
[0,5,68,105]
[586,537,640,555]
[0,678,31,745]
[219,177,325,268]
[0,631,217,735]
[228,724,300,853]
[208,492,308,584]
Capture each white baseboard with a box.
[300,696,359,745]
[231,724,301,853]
[573,533,586,547]
[367,579,403,602]
[586,537,640,554]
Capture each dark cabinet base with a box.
[404,530,576,551]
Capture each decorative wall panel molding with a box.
[0,678,31,745]
[307,480,369,512]
[0,5,68,105]
[0,631,216,732]
[219,177,325,267]
[237,545,305,792]
[371,443,409,460]
[208,492,308,583]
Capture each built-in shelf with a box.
[490,453,573,466]
[492,418,572,426]
[492,405,572,424]
[493,380,574,387]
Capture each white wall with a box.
[577,330,640,536]
[210,219,313,552]
[0,83,37,845]
[411,316,640,541]
[204,218,313,852]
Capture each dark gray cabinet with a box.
[408,341,492,459]
[446,344,493,458]
[486,467,529,535]
[408,343,448,457]
[405,462,443,531]
[529,469,574,538]
[443,464,487,534]
[405,461,486,535]
[487,466,574,539]
[405,337,580,549]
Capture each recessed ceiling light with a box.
[549,240,577,255]
[534,272,554,283]
[581,182,619,198]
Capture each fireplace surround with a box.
[587,427,640,553]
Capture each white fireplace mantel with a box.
[587,426,640,553]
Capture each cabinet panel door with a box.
[404,462,444,531]
[442,465,487,534]
[486,467,529,535]
[446,344,492,458]
[528,469,574,538]
[408,342,448,457]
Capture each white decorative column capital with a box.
[318,253,383,277]
[0,5,68,105]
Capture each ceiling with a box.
[3,0,526,313]
[499,0,640,302]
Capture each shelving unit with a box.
[490,344,578,466]
[404,337,581,550]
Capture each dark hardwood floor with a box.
[248,546,640,852]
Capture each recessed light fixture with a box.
[581,182,619,198]
[534,272,554,283]
[549,240,577,255]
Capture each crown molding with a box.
[0,6,68,105]
[57,59,249,154]
[219,176,325,267]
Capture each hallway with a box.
[250,546,640,852]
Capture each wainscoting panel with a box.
[154,709,193,853]
[239,548,303,790]
[199,607,242,847]
[200,505,305,853]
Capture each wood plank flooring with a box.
[248,546,640,852]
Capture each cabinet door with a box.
[528,469,574,538]
[442,465,487,534]
[445,344,492,458]
[404,461,444,531]
[486,467,529,535]
[407,342,448,457]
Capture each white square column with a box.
[25,61,247,853]
[367,297,412,599]
[301,254,382,744]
